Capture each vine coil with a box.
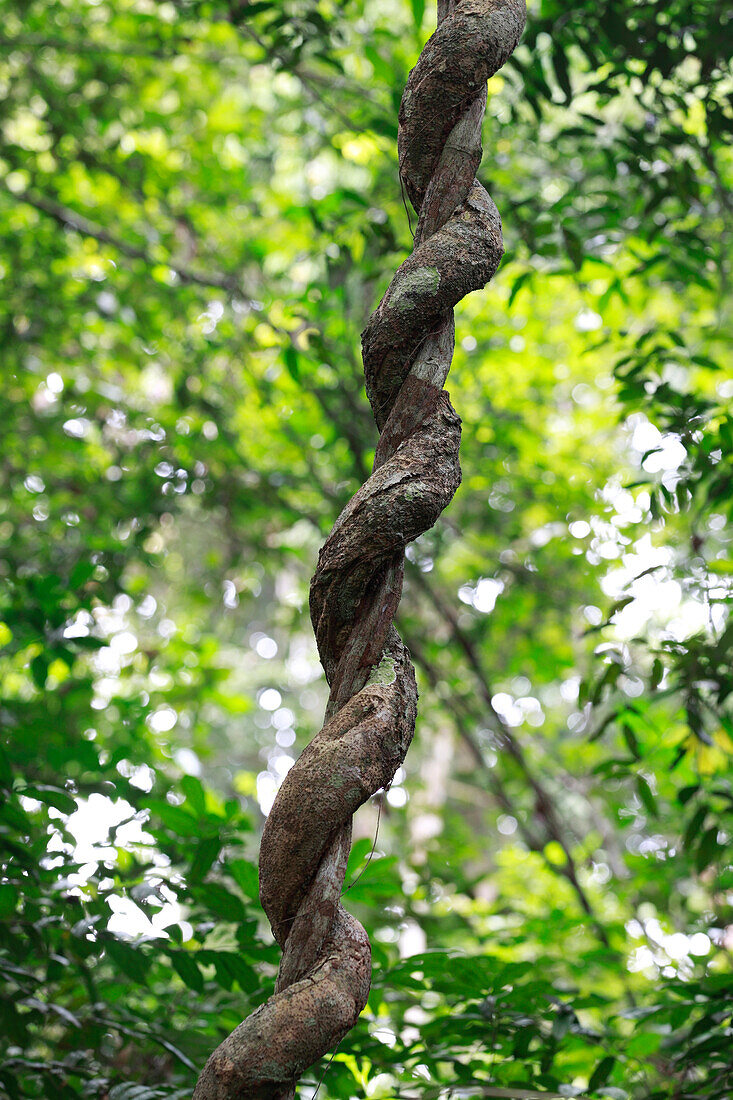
[194,2,526,1095]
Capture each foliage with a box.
[0,0,731,1097]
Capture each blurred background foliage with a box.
[0,0,731,1097]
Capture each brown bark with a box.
[193,2,526,1096]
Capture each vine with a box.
[193,2,526,1096]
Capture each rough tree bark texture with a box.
[193,2,526,1096]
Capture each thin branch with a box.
[4,183,241,293]
[0,32,253,66]
[232,17,385,135]
[404,627,615,952]
[410,567,587,846]
[405,630,545,848]
[403,570,612,921]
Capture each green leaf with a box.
[201,950,259,993]
[508,270,531,306]
[708,560,733,575]
[238,1,276,15]
[30,655,48,690]
[70,560,95,588]
[561,225,583,270]
[105,938,149,985]
[552,45,573,102]
[19,785,77,814]
[180,774,206,816]
[410,0,425,29]
[365,45,394,87]
[189,836,221,883]
[228,858,259,901]
[696,825,720,872]
[683,803,709,851]
[109,1087,162,1100]
[147,800,200,837]
[650,658,664,689]
[588,1055,615,1091]
[622,724,641,760]
[170,951,204,993]
[283,346,301,384]
[0,746,11,787]
[0,885,16,918]
[197,883,246,923]
[636,775,657,817]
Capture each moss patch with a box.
[367,653,397,687]
[388,265,441,312]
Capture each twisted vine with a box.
[194,2,526,1096]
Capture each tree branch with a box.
[3,183,241,294]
